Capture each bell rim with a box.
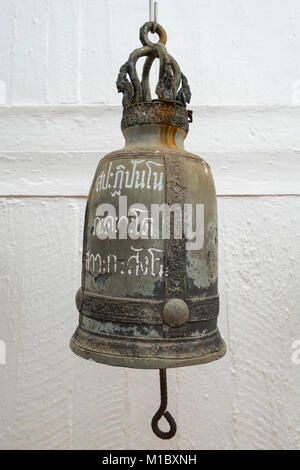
[70,326,226,370]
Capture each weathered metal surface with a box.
[70,325,225,369]
[121,101,190,132]
[70,21,226,370]
[70,101,226,368]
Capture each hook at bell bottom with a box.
[151,369,177,440]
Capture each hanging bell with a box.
[70,16,226,440]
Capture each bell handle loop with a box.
[151,369,177,440]
[140,22,167,47]
[117,21,191,107]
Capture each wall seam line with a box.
[0,194,299,199]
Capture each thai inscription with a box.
[96,159,164,197]
[85,247,166,278]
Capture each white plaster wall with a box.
[0,0,299,450]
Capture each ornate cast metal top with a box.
[116,22,191,109]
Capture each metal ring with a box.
[139,22,167,47]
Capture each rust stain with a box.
[157,102,183,147]
[160,125,178,148]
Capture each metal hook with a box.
[151,369,177,440]
[149,0,158,33]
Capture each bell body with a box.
[70,102,226,368]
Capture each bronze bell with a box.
[70,17,226,440]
